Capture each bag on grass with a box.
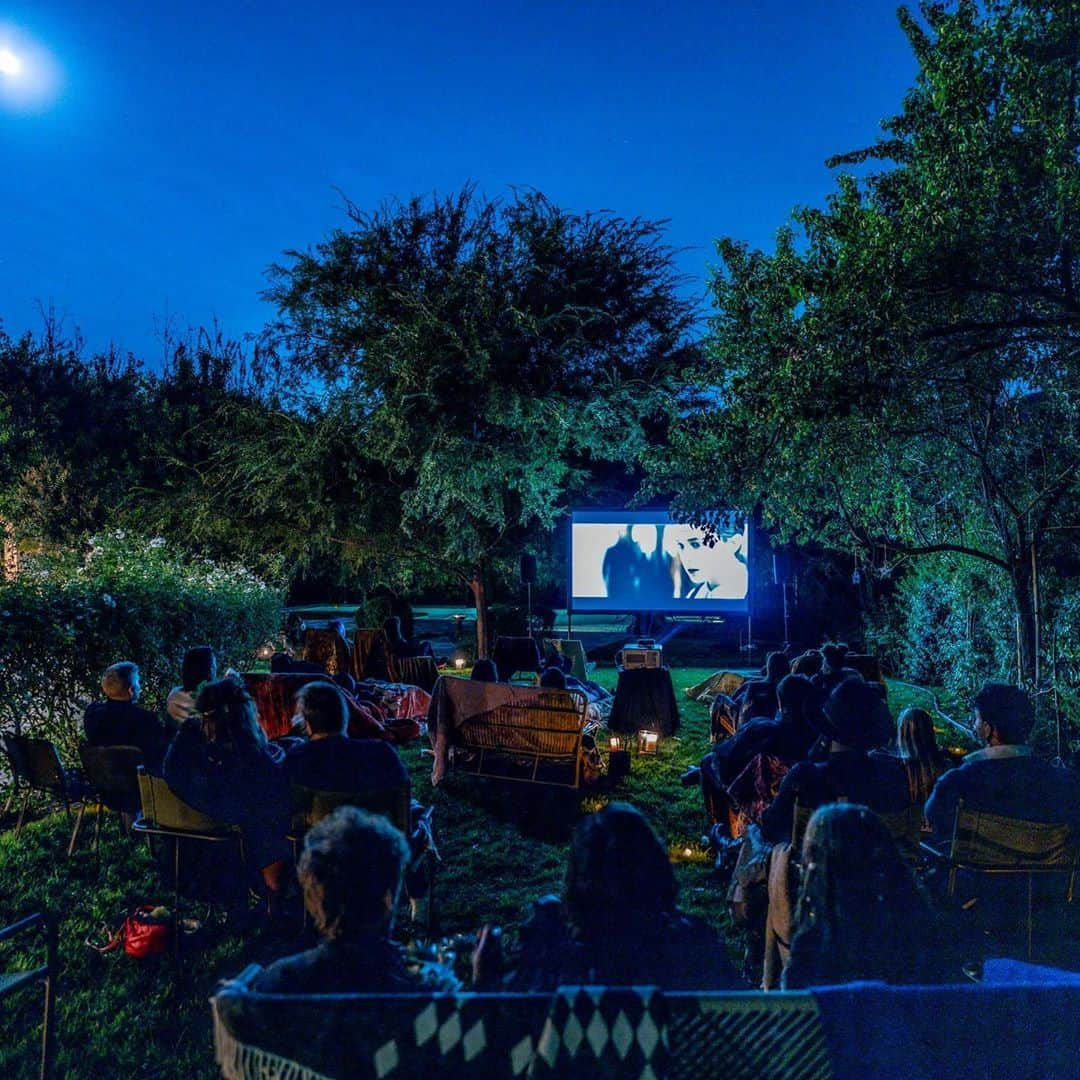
[87,905,170,958]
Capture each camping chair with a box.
[390,654,440,693]
[921,800,1077,960]
[542,638,594,682]
[131,768,243,953]
[0,911,58,1080]
[1,734,89,843]
[880,802,925,866]
[289,780,436,930]
[69,745,144,856]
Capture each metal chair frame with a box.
[0,911,58,1079]
[1,734,87,844]
[68,744,144,856]
[921,799,1077,960]
[131,768,243,955]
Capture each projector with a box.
[620,644,663,669]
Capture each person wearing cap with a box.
[925,682,1080,841]
[760,675,909,845]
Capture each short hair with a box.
[296,681,348,736]
[102,661,139,698]
[181,646,216,693]
[821,642,849,672]
[764,651,791,682]
[777,673,813,717]
[564,803,677,935]
[791,650,823,677]
[539,667,567,690]
[973,682,1034,745]
[298,806,410,939]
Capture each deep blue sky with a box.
[0,1,919,363]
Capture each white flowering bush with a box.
[0,532,282,758]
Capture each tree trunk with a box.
[1010,561,1037,687]
[1,519,18,581]
[470,566,490,659]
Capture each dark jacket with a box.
[761,749,911,844]
[505,896,739,993]
[83,699,167,771]
[251,934,456,994]
[925,746,1080,841]
[162,727,289,867]
[284,734,407,795]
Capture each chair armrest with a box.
[216,964,265,993]
[919,840,950,863]
[0,911,49,944]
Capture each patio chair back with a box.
[78,744,143,813]
[291,780,411,837]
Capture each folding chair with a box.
[70,744,144,856]
[0,911,58,1080]
[1,734,88,845]
[921,799,1077,960]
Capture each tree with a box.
[655,1,1080,685]
[245,187,700,652]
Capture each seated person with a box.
[882,706,949,808]
[83,661,167,771]
[163,677,291,917]
[383,615,434,660]
[285,682,407,796]
[470,658,499,683]
[811,642,857,697]
[270,651,324,675]
[538,666,567,691]
[733,651,790,706]
[163,646,218,725]
[761,677,910,844]
[926,682,1080,838]
[782,802,954,988]
[482,802,739,991]
[252,806,456,993]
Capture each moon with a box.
[0,48,19,77]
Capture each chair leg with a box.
[40,974,55,1080]
[15,788,32,837]
[93,802,104,854]
[2,782,15,815]
[173,837,182,959]
[66,802,88,857]
[1027,873,1034,963]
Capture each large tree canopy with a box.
[656,0,1080,683]
[228,187,700,650]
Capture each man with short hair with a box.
[83,661,167,769]
[251,806,455,993]
[926,682,1080,839]
[284,681,406,794]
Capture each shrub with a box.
[0,531,282,758]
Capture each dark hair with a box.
[764,651,791,683]
[471,658,499,682]
[777,673,813,719]
[194,677,267,756]
[181,646,217,693]
[973,682,1034,745]
[298,806,410,940]
[790,650,823,677]
[791,803,934,986]
[283,612,306,650]
[739,682,777,726]
[821,642,849,673]
[897,707,943,803]
[564,803,677,936]
[296,681,348,736]
[539,667,567,690]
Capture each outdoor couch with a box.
[211,959,1080,1080]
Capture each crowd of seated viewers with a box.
[79,638,1080,995]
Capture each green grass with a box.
[0,669,949,1077]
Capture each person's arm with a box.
[924,768,960,843]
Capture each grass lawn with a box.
[0,668,959,1078]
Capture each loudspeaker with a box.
[520,553,538,586]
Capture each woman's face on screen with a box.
[675,529,727,587]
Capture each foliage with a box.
[220,186,702,651]
[0,531,282,757]
[653,0,1080,683]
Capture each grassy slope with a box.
[0,670,956,1078]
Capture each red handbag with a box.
[88,905,170,958]
[121,906,170,958]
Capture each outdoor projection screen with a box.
[570,509,750,614]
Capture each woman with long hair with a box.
[896,706,947,806]
[782,803,948,988]
[163,676,290,917]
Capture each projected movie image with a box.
[570,510,750,614]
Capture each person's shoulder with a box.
[249,946,325,994]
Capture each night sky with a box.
[1,1,918,363]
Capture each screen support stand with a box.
[781,582,790,653]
